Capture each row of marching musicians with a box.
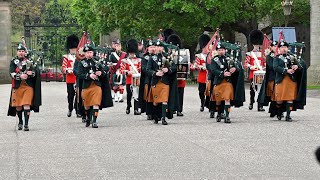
[7,29,307,131]
[193,29,307,123]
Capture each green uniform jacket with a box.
[7,57,42,116]
[210,55,245,107]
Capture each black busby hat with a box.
[249,30,264,45]
[126,39,138,53]
[83,44,94,52]
[216,43,225,50]
[278,40,289,48]
[17,43,26,51]
[198,34,210,49]
[167,34,182,47]
[66,34,79,49]
[163,28,174,42]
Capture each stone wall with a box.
[0,1,11,84]
[308,0,320,85]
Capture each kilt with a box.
[274,75,297,101]
[82,82,102,107]
[143,84,149,101]
[266,81,275,97]
[211,79,234,102]
[11,81,34,107]
[205,81,211,97]
[147,81,169,103]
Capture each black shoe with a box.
[126,107,130,114]
[177,112,184,116]
[258,107,265,112]
[161,118,168,125]
[277,114,282,120]
[147,115,153,120]
[270,113,276,118]
[24,125,29,131]
[210,111,215,118]
[67,111,72,117]
[154,119,159,124]
[119,99,124,103]
[200,106,204,112]
[224,117,231,123]
[285,116,292,122]
[18,124,23,130]
[76,114,82,118]
[216,114,221,122]
[92,123,98,128]
[173,111,176,114]
[249,104,253,110]
[85,120,91,127]
[134,110,141,115]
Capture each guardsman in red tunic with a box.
[245,30,266,111]
[120,39,142,115]
[62,34,79,117]
[194,33,210,112]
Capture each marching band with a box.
[7,28,308,130]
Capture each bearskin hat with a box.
[66,34,79,49]
[249,30,264,45]
[198,34,210,49]
[163,28,174,42]
[126,39,138,53]
[166,34,182,47]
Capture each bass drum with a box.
[172,49,190,80]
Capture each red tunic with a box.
[194,55,207,84]
[178,79,186,88]
[62,55,76,84]
[244,50,265,80]
[120,57,141,85]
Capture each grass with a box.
[307,86,320,90]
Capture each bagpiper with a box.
[7,43,42,131]
[120,39,142,115]
[258,41,280,118]
[211,43,245,123]
[78,44,113,128]
[245,30,266,111]
[62,34,79,118]
[272,40,307,121]
[146,39,177,125]
[141,40,156,120]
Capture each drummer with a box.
[245,30,266,112]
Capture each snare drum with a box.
[132,73,141,87]
[253,70,266,86]
[174,49,190,80]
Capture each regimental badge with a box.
[220,65,224,69]
[89,70,94,74]
[214,57,219,62]
[85,46,89,51]
[270,53,274,58]
[82,61,88,67]
[144,55,149,60]
[152,56,157,61]
[14,59,19,65]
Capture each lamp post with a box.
[281,0,293,27]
